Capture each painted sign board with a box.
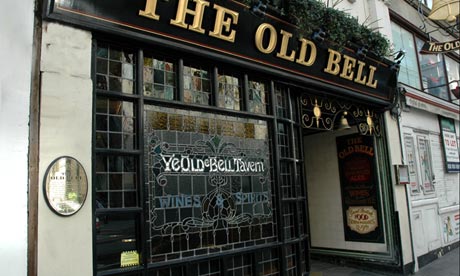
[439,116,460,172]
[336,134,384,243]
[45,0,397,103]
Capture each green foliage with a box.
[240,0,391,56]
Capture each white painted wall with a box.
[37,22,93,276]
[401,106,460,258]
[0,2,34,276]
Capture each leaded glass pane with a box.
[143,54,176,100]
[96,43,135,94]
[280,162,293,199]
[285,245,298,275]
[217,71,241,111]
[184,65,211,105]
[248,79,268,114]
[144,105,274,263]
[275,85,289,118]
[95,155,138,209]
[189,259,221,276]
[277,123,290,158]
[257,248,280,275]
[96,98,136,150]
[227,254,252,275]
[283,204,296,240]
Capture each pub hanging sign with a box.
[46,0,396,102]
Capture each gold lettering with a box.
[139,0,160,20]
[170,0,210,34]
[324,49,341,75]
[255,23,277,54]
[354,60,367,85]
[296,38,316,66]
[366,65,378,88]
[340,55,356,80]
[209,4,239,42]
[276,30,296,61]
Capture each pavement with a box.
[310,247,459,276]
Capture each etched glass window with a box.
[217,70,241,111]
[144,105,275,263]
[143,54,176,100]
[96,43,135,94]
[248,79,269,114]
[184,65,211,105]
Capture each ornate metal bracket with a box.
[300,94,383,137]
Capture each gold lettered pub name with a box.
[139,0,379,89]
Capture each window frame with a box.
[92,38,310,276]
[390,17,460,104]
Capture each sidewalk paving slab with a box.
[310,247,459,276]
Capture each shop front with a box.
[36,1,403,275]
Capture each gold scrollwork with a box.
[300,93,382,136]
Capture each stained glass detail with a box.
[184,65,211,105]
[218,71,241,111]
[248,80,268,114]
[96,43,135,94]
[143,55,176,100]
[144,106,274,263]
[96,98,136,150]
[93,41,309,275]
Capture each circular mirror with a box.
[44,157,88,216]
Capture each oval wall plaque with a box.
[44,156,88,216]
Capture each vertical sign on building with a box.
[417,136,435,193]
[439,116,460,173]
[336,134,384,243]
[404,135,421,194]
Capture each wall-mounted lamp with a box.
[390,49,405,72]
[312,29,326,43]
[356,46,368,59]
[251,1,267,18]
[335,111,351,131]
[393,50,406,63]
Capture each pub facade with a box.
[32,0,413,275]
